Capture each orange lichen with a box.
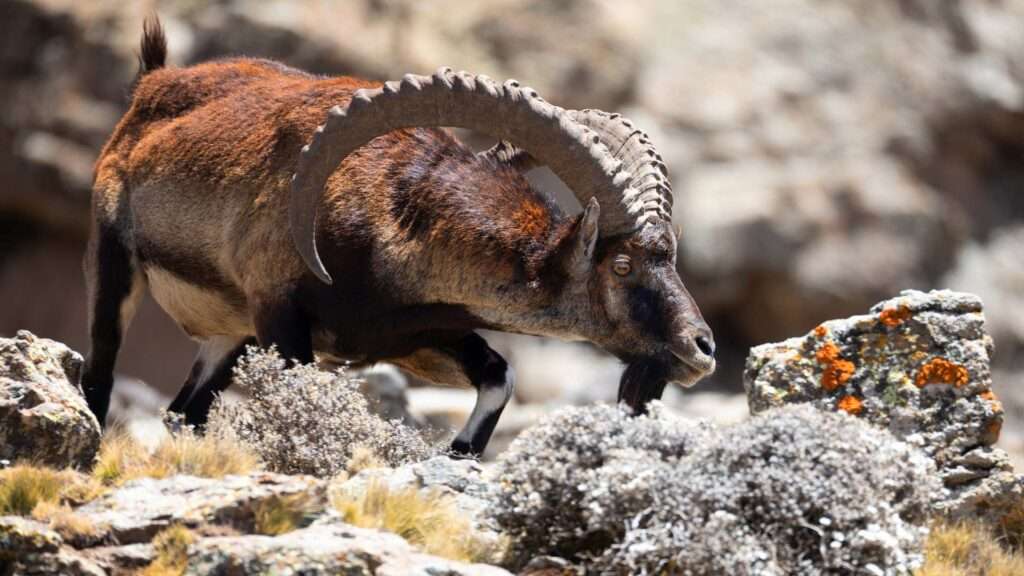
[815,341,855,391]
[980,390,1004,413]
[813,325,828,338]
[879,305,912,328]
[914,358,970,388]
[837,395,863,415]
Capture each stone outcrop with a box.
[73,472,323,546]
[0,330,99,469]
[187,521,510,576]
[745,289,1022,520]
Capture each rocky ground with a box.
[2,290,1023,574]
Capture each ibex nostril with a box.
[695,335,715,357]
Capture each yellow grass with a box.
[253,492,314,535]
[93,429,259,486]
[346,445,386,475]
[30,500,100,541]
[0,465,103,515]
[332,479,491,563]
[142,524,195,576]
[918,521,1024,576]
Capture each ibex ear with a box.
[571,198,600,273]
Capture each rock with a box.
[0,330,99,469]
[334,456,506,562]
[185,521,511,576]
[75,472,323,544]
[744,289,1021,520]
[0,516,105,576]
[83,543,155,574]
[354,363,423,426]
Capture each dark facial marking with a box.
[627,285,670,342]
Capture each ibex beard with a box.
[81,17,714,458]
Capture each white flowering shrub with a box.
[493,403,940,575]
[490,402,711,564]
[207,347,438,477]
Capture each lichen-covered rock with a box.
[75,472,323,544]
[744,289,1022,519]
[0,330,99,469]
[0,516,105,576]
[185,521,512,576]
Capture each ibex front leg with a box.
[394,333,515,458]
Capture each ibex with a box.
[83,19,715,456]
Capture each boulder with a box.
[744,289,1022,520]
[186,521,511,576]
[0,330,99,469]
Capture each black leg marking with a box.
[169,336,255,428]
[449,333,514,458]
[81,223,139,427]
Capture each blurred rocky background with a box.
[1,0,1022,459]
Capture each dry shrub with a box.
[253,493,316,535]
[332,479,490,562]
[919,522,1024,576]
[207,348,438,478]
[0,465,103,515]
[142,524,195,576]
[93,427,258,486]
[494,403,939,575]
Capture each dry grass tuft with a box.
[332,480,489,563]
[346,445,387,475]
[998,497,1024,551]
[93,428,259,486]
[142,524,195,576]
[30,500,100,541]
[0,465,62,515]
[919,521,1024,576]
[0,464,103,515]
[253,492,316,536]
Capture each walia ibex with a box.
[83,19,715,456]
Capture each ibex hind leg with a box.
[169,335,255,428]
[81,222,145,427]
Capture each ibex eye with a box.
[613,256,632,277]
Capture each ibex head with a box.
[290,68,714,406]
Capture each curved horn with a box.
[290,67,661,284]
[488,110,673,225]
[566,109,673,224]
[477,140,540,172]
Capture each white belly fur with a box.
[146,267,253,339]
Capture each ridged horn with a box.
[487,110,673,226]
[477,140,540,172]
[290,67,661,284]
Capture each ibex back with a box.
[83,19,715,456]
